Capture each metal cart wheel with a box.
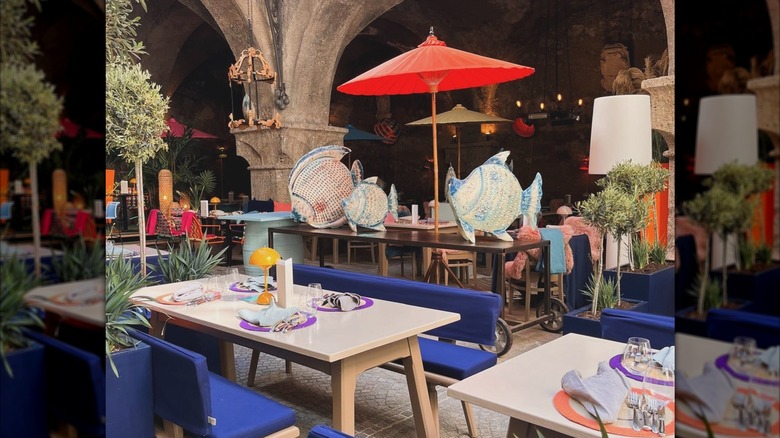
[536,298,568,333]
[479,318,513,356]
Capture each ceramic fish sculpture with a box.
[341,177,398,232]
[445,151,543,243]
[288,145,363,228]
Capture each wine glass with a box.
[642,361,674,432]
[298,283,321,317]
[730,336,758,407]
[222,268,241,301]
[623,337,652,375]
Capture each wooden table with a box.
[447,333,629,438]
[24,278,104,327]
[132,279,459,436]
[268,224,552,333]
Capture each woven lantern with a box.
[158,169,173,217]
[52,169,67,216]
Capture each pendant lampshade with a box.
[694,94,758,175]
[588,95,652,175]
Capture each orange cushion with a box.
[273,201,292,212]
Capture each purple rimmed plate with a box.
[608,354,674,386]
[714,354,780,387]
[316,297,374,312]
[239,315,317,332]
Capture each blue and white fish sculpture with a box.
[445,151,542,243]
[341,177,398,232]
[288,145,363,228]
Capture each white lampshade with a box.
[694,94,758,174]
[588,95,652,175]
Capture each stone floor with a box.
[213,245,561,437]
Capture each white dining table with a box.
[24,278,104,327]
[448,333,639,438]
[131,278,459,437]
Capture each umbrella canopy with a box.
[162,117,218,139]
[344,124,386,142]
[407,104,511,177]
[338,28,533,232]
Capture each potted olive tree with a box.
[0,256,47,437]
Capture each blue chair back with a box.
[706,308,780,349]
[0,201,13,220]
[106,201,120,220]
[601,308,675,348]
[23,329,106,437]
[293,263,501,345]
[128,329,213,436]
[309,424,355,437]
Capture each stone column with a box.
[642,75,675,259]
[233,124,347,202]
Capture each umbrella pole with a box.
[431,92,439,234]
[456,126,462,178]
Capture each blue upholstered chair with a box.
[308,425,354,437]
[601,308,675,348]
[0,201,13,221]
[706,308,780,349]
[128,329,298,438]
[23,329,106,437]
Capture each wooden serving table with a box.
[268,224,552,333]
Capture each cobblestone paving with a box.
[215,250,561,437]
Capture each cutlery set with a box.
[626,392,666,436]
[185,292,217,306]
[732,392,773,434]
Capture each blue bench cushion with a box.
[416,337,496,380]
[601,308,675,348]
[309,424,355,437]
[706,308,780,350]
[209,373,296,437]
[293,264,501,346]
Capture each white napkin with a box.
[760,345,779,374]
[561,361,632,423]
[676,362,735,423]
[238,299,299,326]
[320,292,362,311]
[652,346,675,371]
[172,283,205,302]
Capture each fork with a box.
[625,392,642,431]
[732,392,747,430]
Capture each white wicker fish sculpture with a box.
[445,151,543,243]
[341,177,398,232]
[288,145,363,228]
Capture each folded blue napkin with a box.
[676,362,735,423]
[652,346,675,371]
[238,299,299,327]
[536,228,566,274]
[760,345,779,374]
[561,361,632,423]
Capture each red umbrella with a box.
[337,28,534,232]
[162,117,218,139]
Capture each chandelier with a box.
[517,0,582,125]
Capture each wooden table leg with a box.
[332,238,339,264]
[331,360,358,434]
[401,336,437,438]
[219,341,236,381]
[378,242,388,276]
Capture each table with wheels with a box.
[268,224,564,356]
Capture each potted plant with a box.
[105,253,155,438]
[51,236,105,282]
[592,161,675,316]
[678,162,774,331]
[0,256,47,437]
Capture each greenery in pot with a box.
[106,0,169,275]
[683,162,773,313]
[105,253,151,377]
[0,256,43,377]
[151,239,227,283]
[51,237,105,282]
[577,160,669,316]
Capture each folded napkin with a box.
[652,346,675,371]
[760,345,779,374]
[173,283,205,302]
[238,299,299,327]
[561,360,632,423]
[676,362,735,423]
[536,228,567,274]
[240,276,275,292]
[320,292,362,311]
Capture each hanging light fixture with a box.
[518,0,582,125]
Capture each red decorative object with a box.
[373,118,400,144]
[512,118,535,138]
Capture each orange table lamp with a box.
[249,247,281,305]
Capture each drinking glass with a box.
[206,276,224,295]
[298,283,322,317]
[623,337,652,375]
[641,361,674,432]
[222,269,241,301]
[226,268,241,288]
[730,336,758,404]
